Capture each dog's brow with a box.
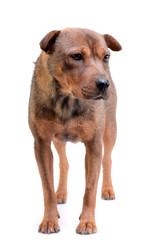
[94,47,110,59]
[98,47,110,55]
[66,47,88,54]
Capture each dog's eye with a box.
[103,54,110,63]
[71,53,83,61]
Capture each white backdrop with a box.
[0,0,160,239]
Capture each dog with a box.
[28,28,122,235]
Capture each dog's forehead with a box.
[56,28,107,51]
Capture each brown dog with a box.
[28,28,122,234]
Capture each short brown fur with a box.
[28,28,122,234]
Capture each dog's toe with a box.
[76,221,97,235]
[56,192,67,204]
[101,188,115,200]
[38,220,60,234]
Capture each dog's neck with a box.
[51,80,86,123]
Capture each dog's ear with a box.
[40,30,60,54]
[104,34,122,51]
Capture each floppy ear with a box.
[40,30,60,54]
[104,34,122,51]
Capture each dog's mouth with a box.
[81,88,105,100]
[91,95,105,100]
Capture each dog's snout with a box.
[96,79,110,91]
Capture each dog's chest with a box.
[53,117,98,143]
[51,96,102,143]
[35,98,105,143]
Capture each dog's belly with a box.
[55,131,79,143]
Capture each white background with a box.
[0,0,160,239]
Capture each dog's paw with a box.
[76,221,97,235]
[38,220,60,234]
[101,188,115,200]
[56,191,67,204]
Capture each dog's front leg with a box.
[34,138,60,234]
[76,139,102,235]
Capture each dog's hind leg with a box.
[101,120,117,200]
[53,139,69,204]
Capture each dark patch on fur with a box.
[51,94,63,108]
[72,98,81,118]
[53,78,62,90]
[51,92,87,124]
[61,96,69,110]
[63,60,75,71]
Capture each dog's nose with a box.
[96,79,110,91]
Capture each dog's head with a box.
[40,28,122,100]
